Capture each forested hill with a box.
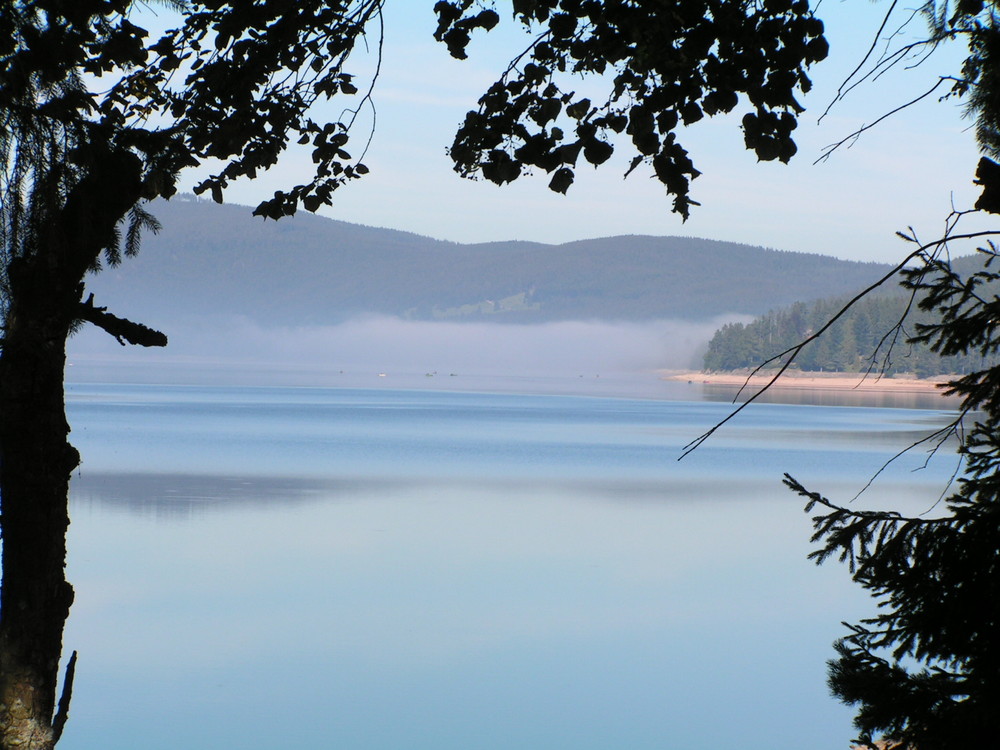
[84,196,892,326]
[703,258,995,377]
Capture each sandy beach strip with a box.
[662,370,957,396]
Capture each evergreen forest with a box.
[703,257,998,377]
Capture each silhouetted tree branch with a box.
[681,226,999,458]
[76,294,167,347]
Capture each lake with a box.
[58,374,960,750]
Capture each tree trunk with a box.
[0,264,78,749]
[0,145,144,748]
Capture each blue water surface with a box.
[59,380,961,750]
[66,381,956,485]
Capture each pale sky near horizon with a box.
[171,1,994,265]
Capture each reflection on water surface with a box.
[60,382,961,750]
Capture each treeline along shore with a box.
[701,255,999,379]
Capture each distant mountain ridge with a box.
[84,196,895,327]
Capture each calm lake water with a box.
[59,374,960,750]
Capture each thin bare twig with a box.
[680,229,1000,459]
[819,0,899,124]
[815,78,947,165]
[849,409,967,502]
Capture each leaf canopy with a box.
[434,0,828,218]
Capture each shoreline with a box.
[661,370,957,396]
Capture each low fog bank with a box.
[67,314,742,387]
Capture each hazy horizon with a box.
[66,314,741,388]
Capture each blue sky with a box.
[176,1,991,264]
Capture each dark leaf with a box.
[583,138,613,166]
[548,166,574,194]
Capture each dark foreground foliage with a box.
[5,1,1000,749]
[434,0,827,217]
[0,1,830,747]
[783,144,1000,750]
[690,3,1000,744]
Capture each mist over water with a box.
[67,314,739,386]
